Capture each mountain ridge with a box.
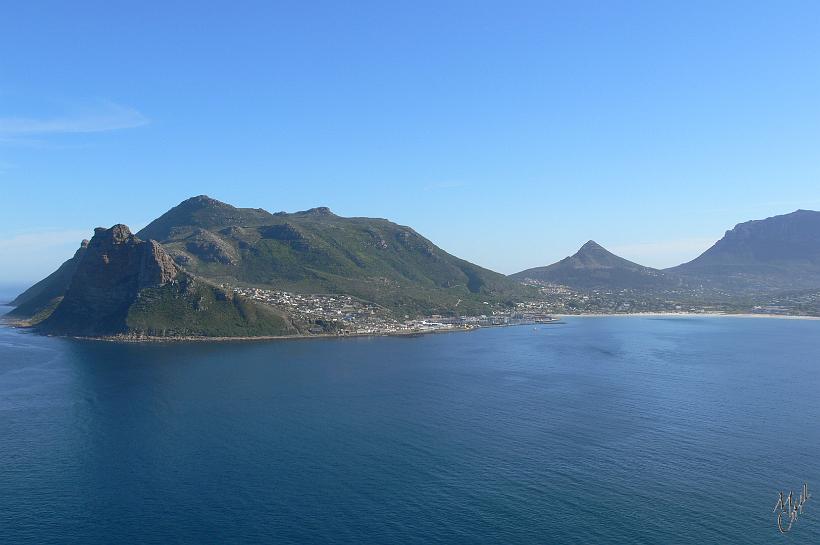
[666,209,820,291]
[134,195,526,316]
[9,202,820,336]
[8,196,530,336]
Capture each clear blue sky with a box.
[2,1,820,286]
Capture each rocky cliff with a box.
[667,209,820,291]
[35,224,295,338]
[39,224,180,335]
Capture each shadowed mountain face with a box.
[134,196,524,316]
[511,241,676,290]
[39,225,179,335]
[667,210,820,291]
[32,224,294,338]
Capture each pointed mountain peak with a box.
[561,239,649,271]
[511,239,665,288]
[572,240,619,261]
[578,240,606,253]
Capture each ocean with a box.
[1,306,818,543]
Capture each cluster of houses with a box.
[230,287,470,335]
[229,286,560,336]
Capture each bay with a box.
[1,308,818,544]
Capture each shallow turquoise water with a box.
[1,309,818,543]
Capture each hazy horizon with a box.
[3,2,820,283]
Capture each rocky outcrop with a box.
[260,223,304,241]
[39,225,180,335]
[141,239,181,286]
[184,228,238,264]
[295,206,334,216]
[220,226,259,249]
[23,223,294,338]
[259,223,310,250]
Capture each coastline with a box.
[3,310,818,345]
[31,324,484,344]
[559,312,820,321]
[41,311,820,343]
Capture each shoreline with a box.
[9,324,485,344]
[559,311,820,321]
[3,311,817,344]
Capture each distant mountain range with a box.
[6,199,820,337]
[667,209,820,292]
[512,210,820,294]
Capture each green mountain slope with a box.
[135,196,526,316]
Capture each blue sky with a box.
[2,1,820,286]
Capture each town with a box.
[229,286,560,337]
[518,280,820,316]
[230,279,820,339]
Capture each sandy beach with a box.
[561,312,820,320]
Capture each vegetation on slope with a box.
[126,277,297,337]
[136,196,531,317]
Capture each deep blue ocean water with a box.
[1,304,819,544]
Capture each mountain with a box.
[35,224,295,338]
[134,195,525,316]
[667,210,820,292]
[512,210,820,296]
[10,201,820,333]
[511,240,675,290]
[8,195,528,336]
[137,195,277,241]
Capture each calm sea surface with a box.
[1,304,819,544]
